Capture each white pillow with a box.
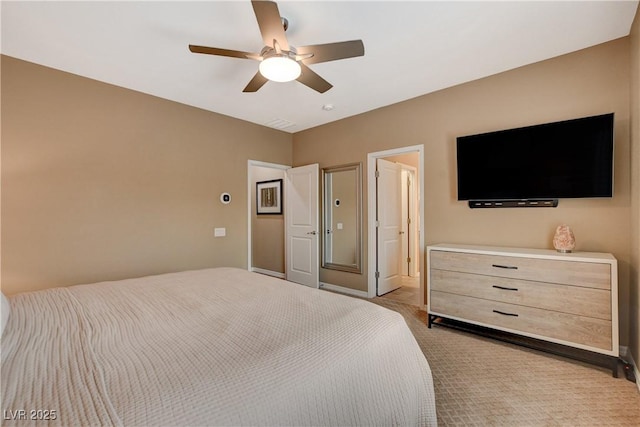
[1,291,9,338]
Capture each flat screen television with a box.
[456,113,614,206]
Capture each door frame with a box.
[367,145,425,307]
[247,160,290,273]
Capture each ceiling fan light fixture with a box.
[259,55,301,82]
[188,0,364,93]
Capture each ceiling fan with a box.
[189,0,364,93]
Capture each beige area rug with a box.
[371,298,640,426]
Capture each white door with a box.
[376,158,403,295]
[401,169,410,276]
[285,164,319,288]
[401,167,419,277]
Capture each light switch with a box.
[337,223,343,230]
[214,227,226,237]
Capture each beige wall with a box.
[2,29,638,356]
[251,166,285,273]
[1,56,292,295]
[384,153,419,170]
[629,10,640,370]
[293,38,633,346]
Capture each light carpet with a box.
[371,298,640,426]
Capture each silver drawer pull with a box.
[492,285,519,291]
[492,264,518,270]
[493,309,519,317]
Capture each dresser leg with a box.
[428,314,433,328]
[612,358,619,378]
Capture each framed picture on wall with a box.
[256,179,283,215]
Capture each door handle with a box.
[399,231,405,235]
[307,231,317,235]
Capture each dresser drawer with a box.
[430,250,611,290]
[430,269,611,320]
[430,291,612,351]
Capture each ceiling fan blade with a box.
[296,40,364,65]
[252,0,289,50]
[243,71,269,92]
[189,45,257,59]
[296,63,332,93]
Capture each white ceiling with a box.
[2,1,638,133]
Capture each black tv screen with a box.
[456,113,614,201]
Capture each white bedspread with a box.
[1,268,436,426]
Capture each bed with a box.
[1,267,436,426]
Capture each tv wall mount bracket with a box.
[468,200,559,209]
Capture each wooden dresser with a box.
[427,244,619,374]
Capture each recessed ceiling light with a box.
[322,104,334,111]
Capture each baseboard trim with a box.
[251,267,285,279]
[620,345,628,358]
[320,282,368,298]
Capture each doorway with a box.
[247,160,320,288]
[367,145,424,307]
[247,160,289,278]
